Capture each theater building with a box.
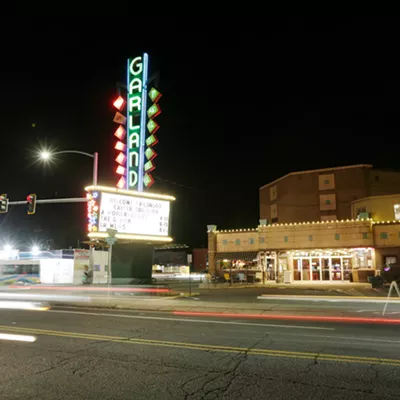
[207,165,400,284]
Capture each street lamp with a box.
[39,150,99,186]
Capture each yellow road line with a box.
[1,324,400,366]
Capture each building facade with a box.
[260,164,400,224]
[207,219,400,283]
[351,194,400,221]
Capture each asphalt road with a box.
[1,305,400,399]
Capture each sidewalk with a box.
[2,284,400,320]
[47,296,400,323]
[199,281,388,297]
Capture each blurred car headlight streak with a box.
[0,333,36,342]
[0,301,50,311]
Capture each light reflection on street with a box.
[0,333,37,342]
[0,301,50,311]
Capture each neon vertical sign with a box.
[127,53,149,191]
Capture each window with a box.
[335,233,340,240]
[249,238,255,245]
[284,236,289,243]
[259,237,265,244]
[362,232,368,239]
[270,204,278,219]
[357,207,366,214]
[380,232,388,240]
[222,240,228,246]
[235,239,241,245]
[319,173,335,190]
[308,235,313,241]
[270,185,277,201]
[320,194,336,210]
[394,204,400,221]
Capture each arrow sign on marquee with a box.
[147,119,160,134]
[143,173,155,188]
[145,147,157,161]
[147,103,162,119]
[113,112,127,125]
[144,87,163,189]
[146,134,158,147]
[144,160,156,172]
[148,87,162,103]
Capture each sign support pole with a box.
[382,280,400,315]
[108,243,113,286]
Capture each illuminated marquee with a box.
[86,186,175,242]
[127,54,148,191]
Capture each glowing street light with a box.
[38,149,99,186]
[31,245,40,256]
[40,151,51,160]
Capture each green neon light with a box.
[145,147,157,160]
[147,119,160,134]
[149,87,162,103]
[147,103,161,119]
[146,134,158,147]
[144,160,155,172]
[143,173,155,188]
[127,56,144,190]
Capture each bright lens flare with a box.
[40,151,51,160]
[0,333,36,342]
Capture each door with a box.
[322,258,330,281]
[331,258,342,281]
[302,258,311,281]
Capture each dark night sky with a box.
[0,16,400,249]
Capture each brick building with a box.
[260,164,400,224]
[207,164,400,284]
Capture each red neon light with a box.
[117,176,126,188]
[115,141,126,151]
[115,152,126,165]
[172,311,400,325]
[8,285,170,293]
[114,125,126,140]
[113,96,125,110]
[116,165,125,175]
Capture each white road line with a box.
[47,309,334,331]
[257,296,400,303]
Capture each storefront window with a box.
[331,258,342,280]
[311,258,321,281]
[302,259,310,280]
[394,204,400,221]
[322,258,330,280]
[343,258,352,280]
[291,248,373,282]
[293,259,301,281]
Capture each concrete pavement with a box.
[1,307,400,399]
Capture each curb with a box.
[257,295,398,303]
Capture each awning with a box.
[216,252,258,262]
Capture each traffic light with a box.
[27,194,37,215]
[0,194,8,213]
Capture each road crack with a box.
[181,335,268,399]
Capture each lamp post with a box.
[40,150,99,186]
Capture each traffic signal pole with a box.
[7,197,88,206]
